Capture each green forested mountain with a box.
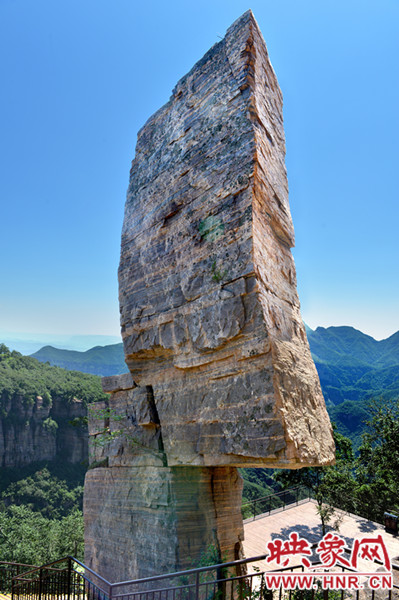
[308,326,399,367]
[308,326,399,368]
[0,344,107,405]
[27,327,399,454]
[0,343,106,470]
[0,465,85,563]
[30,327,399,406]
[0,344,107,564]
[307,326,399,404]
[2,329,398,561]
[305,326,399,448]
[31,343,127,376]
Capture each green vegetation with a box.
[198,216,224,242]
[307,326,399,406]
[0,466,85,563]
[210,260,228,283]
[0,459,87,493]
[0,344,103,565]
[1,468,83,519]
[240,468,277,503]
[275,428,355,533]
[0,344,108,406]
[305,326,399,446]
[274,400,399,526]
[355,398,399,518]
[0,505,84,564]
[327,400,370,450]
[26,326,399,450]
[1,331,398,568]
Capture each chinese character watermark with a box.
[264,532,393,591]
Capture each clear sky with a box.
[0,0,398,341]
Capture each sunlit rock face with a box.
[84,9,334,583]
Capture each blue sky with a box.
[0,0,398,341]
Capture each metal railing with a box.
[263,562,399,600]
[0,562,36,594]
[241,487,312,521]
[3,555,266,600]
[109,554,266,600]
[10,556,111,600]
[1,554,398,600]
[241,484,396,530]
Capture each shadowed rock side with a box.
[84,10,334,583]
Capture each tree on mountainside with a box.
[1,468,83,519]
[0,346,98,565]
[0,344,107,406]
[0,505,84,564]
[0,467,85,564]
[275,401,399,527]
[355,398,399,521]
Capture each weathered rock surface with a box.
[84,465,244,581]
[117,10,333,468]
[84,9,334,583]
[0,394,87,468]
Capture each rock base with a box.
[84,465,244,582]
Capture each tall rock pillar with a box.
[84,10,335,583]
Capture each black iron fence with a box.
[1,554,397,600]
[109,554,266,600]
[241,484,398,531]
[0,562,36,594]
[322,488,397,526]
[241,487,312,520]
[8,556,111,600]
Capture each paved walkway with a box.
[243,498,399,578]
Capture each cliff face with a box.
[85,10,334,583]
[0,394,87,468]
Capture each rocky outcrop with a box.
[84,9,334,583]
[117,10,333,469]
[0,394,87,468]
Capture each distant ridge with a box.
[307,326,399,368]
[306,326,399,404]
[305,326,399,448]
[31,343,127,377]
[29,325,399,447]
[30,326,399,397]
[1,332,121,355]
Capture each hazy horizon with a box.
[2,322,398,357]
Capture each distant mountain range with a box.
[31,343,127,377]
[30,325,399,447]
[306,326,399,404]
[31,326,399,394]
[306,326,399,446]
[1,332,121,355]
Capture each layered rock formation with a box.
[0,394,87,468]
[84,10,334,583]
